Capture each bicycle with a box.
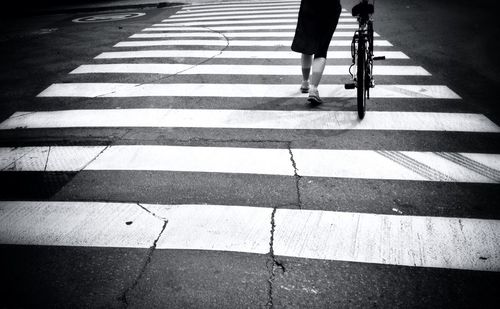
[345,0,385,119]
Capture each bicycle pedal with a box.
[345,83,356,89]
[373,56,386,61]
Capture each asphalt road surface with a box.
[0,0,499,308]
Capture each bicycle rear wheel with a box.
[357,40,367,119]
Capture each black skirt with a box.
[291,0,342,56]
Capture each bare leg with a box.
[308,57,327,104]
[300,54,312,92]
[310,57,326,89]
[301,53,312,80]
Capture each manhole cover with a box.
[72,12,145,23]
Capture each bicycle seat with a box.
[352,2,374,17]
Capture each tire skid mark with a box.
[376,150,455,182]
[435,152,500,182]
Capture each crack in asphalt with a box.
[136,202,169,221]
[287,143,303,209]
[43,146,51,171]
[266,207,285,308]
[119,203,169,307]
[80,145,111,170]
[265,144,302,307]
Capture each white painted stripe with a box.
[1,109,498,133]
[1,145,498,183]
[157,19,301,26]
[399,151,500,181]
[87,147,500,183]
[179,5,300,14]
[272,208,500,271]
[186,0,300,5]
[2,201,499,272]
[292,149,499,183]
[145,25,357,31]
[0,201,165,248]
[155,19,357,26]
[144,26,213,31]
[181,2,346,12]
[132,32,225,38]
[84,145,295,175]
[191,0,300,3]
[37,83,461,99]
[130,31,378,38]
[462,153,500,171]
[70,64,429,76]
[153,204,273,254]
[173,9,305,18]
[163,15,356,23]
[174,9,350,19]
[114,39,391,47]
[185,0,301,5]
[95,50,406,59]
[187,0,300,3]
[0,146,106,171]
[186,0,300,4]
[164,13,304,22]
[185,2,301,10]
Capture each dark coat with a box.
[291,0,342,56]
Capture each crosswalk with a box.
[1,0,499,303]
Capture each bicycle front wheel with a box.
[357,40,367,120]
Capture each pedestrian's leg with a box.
[300,53,312,92]
[308,57,326,103]
[310,57,326,89]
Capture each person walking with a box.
[291,0,342,104]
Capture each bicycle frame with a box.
[345,0,383,119]
[349,19,374,95]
